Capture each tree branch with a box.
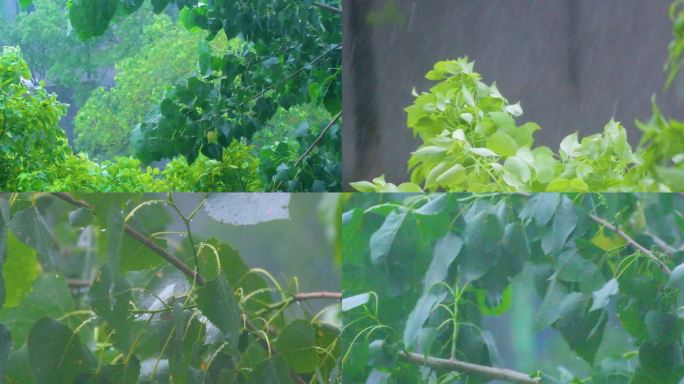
[53,192,309,383]
[400,351,540,384]
[313,2,342,14]
[294,291,341,301]
[52,192,205,285]
[294,111,342,168]
[589,214,672,276]
[646,231,678,255]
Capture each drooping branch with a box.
[589,214,672,276]
[53,192,312,383]
[52,192,205,285]
[400,351,541,384]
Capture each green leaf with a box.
[68,0,119,39]
[435,164,467,186]
[414,195,447,215]
[486,131,518,157]
[0,274,74,349]
[86,264,134,351]
[502,156,531,188]
[10,206,58,269]
[196,275,241,353]
[423,233,462,288]
[251,355,295,384]
[559,132,581,160]
[519,192,560,226]
[535,278,568,330]
[369,210,407,266]
[590,278,618,312]
[28,317,94,384]
[403,291,446,350]
[120,235,166,271]
[462,208,504,281]
[541,196,578,255]
[502,223,530,262]
[3,231,40,308]
[554,293,607,364]
[274,320,319,373]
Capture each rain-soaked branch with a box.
[400,351,541,384]
[313,2,342,14]
[52,192,205,285]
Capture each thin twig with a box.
[589,214,672,276]
[271,111,342,191]
[294,291,342,301]
[294,111,342,168]
[52,192,205,285]
[400,351,540,384]
[245,43,341,105]
[67,279,92,288]
[313,2,342,14]
[646,231,678,255]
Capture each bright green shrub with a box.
[0,46,71,190]
[16,141,262,192]
[161,141,262,192]
[16,154,164,192]
[352,58,682,193]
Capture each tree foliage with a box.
[73,14,213,160]
[351,58,683,193]
[0,192,341,383]
[0,47,71,187]
[0,0,157,102]
[352,4,684,193]
[4,0,341,192]
[59,0,341,167]
[343,193,684,383]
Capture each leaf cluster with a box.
[0,193,341,383]
[343,193,684,383]
[351,57,682,193]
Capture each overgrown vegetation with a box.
[343,193,684,383]
[0,192,342,383]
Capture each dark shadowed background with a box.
[342,0,684,188]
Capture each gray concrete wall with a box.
[343,0,684,187]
